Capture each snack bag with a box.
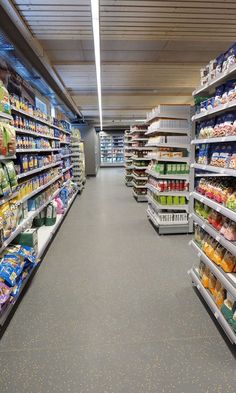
[0,163,10,196]
[220,251,236,273]
[211,243,226,266]
[201,266,210,288]
[0,281,11,311]
[0,80,11,114]
[3,124,16,156]
[209,273,217,296]
[0,203,12,239]
[4,161,18,192]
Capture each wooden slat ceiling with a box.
[12,0,235,124]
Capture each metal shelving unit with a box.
[124,129,134,186]
[145,104,193,235]
[128,124,151,202]
[100,132,124,167]
[0,104,77,330]
[190,59,236,344]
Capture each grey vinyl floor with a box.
[0,168,236,393]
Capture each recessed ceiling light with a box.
[90,0,102,130]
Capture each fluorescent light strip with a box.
[91,0,103,130]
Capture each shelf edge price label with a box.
[215,235,220,242]
[198,252,201,258]
[214,312,219,319]
[216,206,221,213]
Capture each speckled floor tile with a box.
[0,168,235,393]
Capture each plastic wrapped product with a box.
[214,85,225,107]
[3,124,16,156]
[4,161,18,192]
[45,201,57,226]
[0,80,11,114]
[0,256,23,286]
[209,273,217,296]
[211,243,226,266]
[220,251,236,273]
[226,192,236,212]
[226,44,236,70]
[0,282,11,311]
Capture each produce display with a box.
[199,43,236,87]
[197,177,236,211]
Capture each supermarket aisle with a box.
[0,168,236,393]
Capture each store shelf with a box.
[146,169,189,180]
[124,165,134,169]
[150,156,190,163]
[132,156,151,161]
[192,100,236,122]
[147,194,189,211]
[189,267,236,344]
[0,187,62,254]
[16,148,61,153]
[60,141,70,145]
[192,163,236,176]
[191,136,236,145]
[17,161,62,179]
[131,181,147,189]
[147,206,189,233]
[145,128,189,136]
[190,239,236,293]
[193,64,236,97]
[132,190,147,202]
[133,165,149,170]
[62,164,73,173]
[131,146,153,151]
[0,155,16,160]
[0,190,78,328]
[129,129,146,135]
[20,174,63,204]
[0,111,13,121]
[146,142,189,149]
[132,173,148,181]
[15,128,60,140]
[132,137,148,141]
[11,107,71,135]
[192,212,236,256]
[192,191,236,222]
[11,106,53,128]
[37,191,78,258]
[61,153,72,158]
[0,192,19,206]
[147,183,189,197]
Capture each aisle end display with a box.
[145,104,194,234]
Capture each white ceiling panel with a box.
[11,0,235,122]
